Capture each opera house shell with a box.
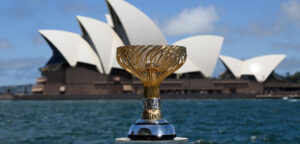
[219,55,286,82]
[32,0,287,96]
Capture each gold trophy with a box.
[117,45,186,140]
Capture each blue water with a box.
[0,99,299,144]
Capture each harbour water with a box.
[0,99,299,144]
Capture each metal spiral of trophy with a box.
[117,45,187,140]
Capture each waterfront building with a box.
[32,0,298,96]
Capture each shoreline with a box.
[0,94,299,100]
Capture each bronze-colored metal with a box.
[144,85,160,98]
[142,109,162,120]
[117,45,186,120]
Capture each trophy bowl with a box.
[117,45,187,140]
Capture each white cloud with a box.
[236,0,300,39]
[59,0,104,15]
[236,23,277,38]
[0,39,13,49]
[272,41,300,50]
[281,0,300,26]
[277,57,300,74]
[31,33,44,45]
[0,58,46,70]
[162,5,219,36]
[0,57,47,83]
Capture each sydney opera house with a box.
[31,0,299,96]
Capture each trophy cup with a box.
[117,45,187,140]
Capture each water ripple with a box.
[0,99,299,144]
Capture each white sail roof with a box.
[174,35,224,77]
[105,14,114,27]
[40,1,225,76]
[76,16,124,74]
[219,55,286,82]
[218,55,243,78]
[106,0,168,45]
[39,30,103,73]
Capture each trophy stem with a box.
[144,85,160,98]
[142,85,162,120]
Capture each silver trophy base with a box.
[128,119,176,140]
[116,137,188,144]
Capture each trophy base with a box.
[128,119,176,140]
[116,137,188,144]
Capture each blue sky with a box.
[0,0,300,86]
